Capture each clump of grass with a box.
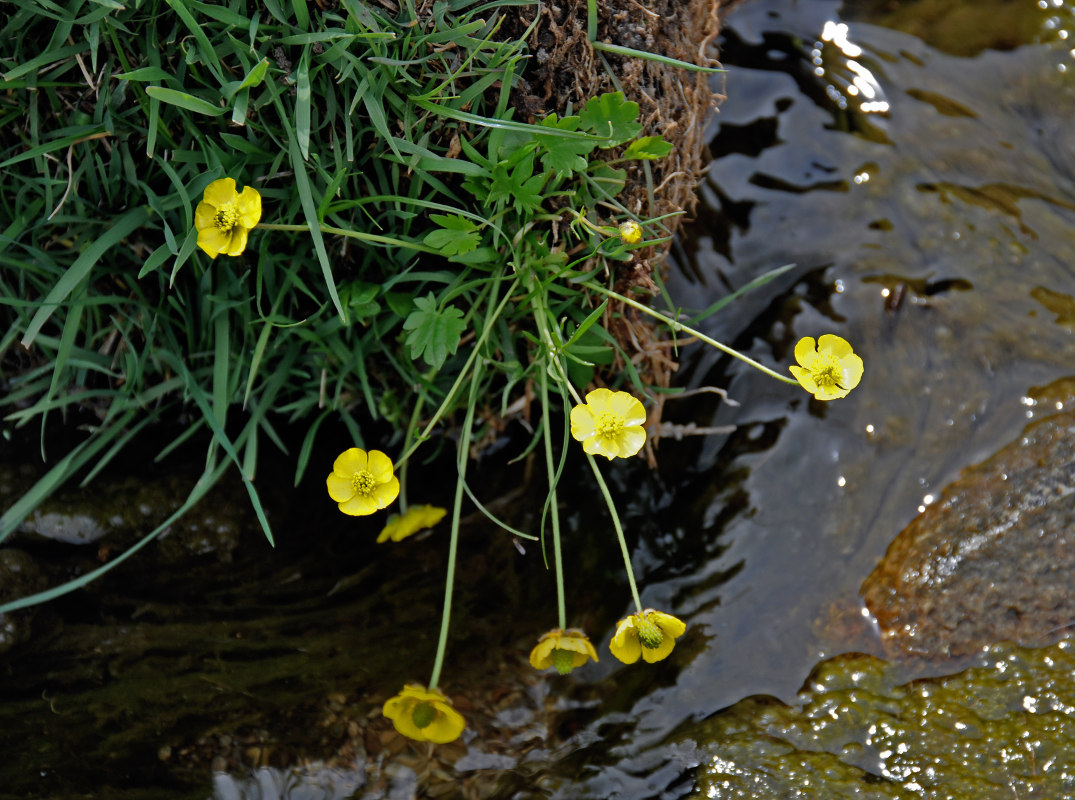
[0,0,699,556]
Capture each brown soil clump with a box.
[504,0,725,434]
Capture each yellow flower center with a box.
[214,203,240,233]
[351,470,376,496]
[552,648,576,675]
[411,701,436,729]
[811,357,844,390]
[635,615,664,649]
[595,411,625,439]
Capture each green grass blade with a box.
[21,207,150,348]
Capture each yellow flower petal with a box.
[194,200,217,231]
[584,387,614,414]
[333,447,368,476]
[788,365,818,394]
[529,637,557,669]
[652,610,687,639]
[196,226,229,258]
[817,333,852,359]
[640,635,676,663]
[583,435,615,460]
[793,336,818,368]
[366,449,395,482]
[609,391,646,425]
[617,426,647,458]
[338,494,380,516]
[377,504,447,543]
[224,225,249,257]
[422,703,466,744]
[237,185,262,228]
[202,177,238,208]
[840,354,864,391]
[569,403,596,439]
[609,617,642,664]
[326,472,355,503]
[370,477,401,509]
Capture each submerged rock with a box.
[862,412,1075,660]
[688,639,1075,799]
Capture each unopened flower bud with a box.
[618,220,643,244]
[635,614,664,649]
[411,702,436,729]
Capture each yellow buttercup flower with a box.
[377,504,447,543]
[194,177,262,259]
[529,628,599,675]
[788,334,864,401]
[569,388,647,460]
[618,220,643,245]
[326,447,400,516]
[609,609,686,664]
[382,684,465,744]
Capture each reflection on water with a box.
[815,20,890,114]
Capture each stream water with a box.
[3,0,1075,798]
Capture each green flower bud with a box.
[412,701,436,729]
[635,615,664,649]
[552,648,577,675]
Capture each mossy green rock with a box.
[688,640,1075,799]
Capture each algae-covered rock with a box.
[861,412,1075,659]
[689,639,1075,799]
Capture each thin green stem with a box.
[591,285,799,386]
[257,222,440,255]
[428,360,483,691]
[397,392,428,514]
[586,453,644,614]
[539,369,567,630]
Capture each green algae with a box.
[689,639,1075,799]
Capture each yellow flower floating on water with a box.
[194,177,262,259]
[377,504,447,543]
[529,628,600,675]
[382,684,465,744]
[788,334,864,401]
[326,447,400,516]
[570,388,647,460]
[609,609,686,664]
[618,219,643,245]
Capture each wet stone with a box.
[687,640,1075,800]
[0,548,44,653]
[862,412,1075,660]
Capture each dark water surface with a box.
[4,0,1075,798]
